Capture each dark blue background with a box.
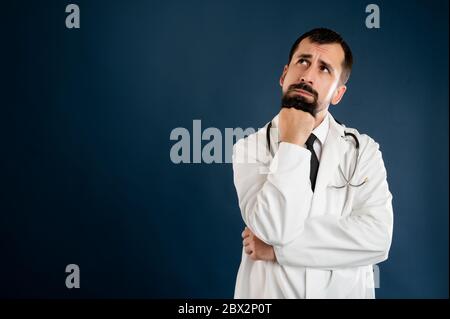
[1,0,448,298]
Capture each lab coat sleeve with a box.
[274,138,394,269]
[232,136,314,246]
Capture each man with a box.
[232,28,393,299]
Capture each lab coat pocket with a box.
[326,172,352,217]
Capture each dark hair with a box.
[288,28,353,84]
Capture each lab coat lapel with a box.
[269,113,348,193]
[314,115,348,192]
[270,114,281,154]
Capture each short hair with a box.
[288,28,353,84]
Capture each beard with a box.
[281,82,319,117]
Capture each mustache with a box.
[287,83,318,99]
[281,82,319,117]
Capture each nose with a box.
[300,67,314,86]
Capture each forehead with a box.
[293,38,345,70]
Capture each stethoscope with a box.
[265,120,368,189]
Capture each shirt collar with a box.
[312,112,329,146]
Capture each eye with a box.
[320,65,330,73]
[298,58,309,65]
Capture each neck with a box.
[314,109,328,129]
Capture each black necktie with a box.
[305,134,319,192]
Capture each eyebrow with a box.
[296,53,335,73]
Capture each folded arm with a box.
[273,139,394,269]
[233,138,314,246]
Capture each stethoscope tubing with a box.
[265,121,367,189]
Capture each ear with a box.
[279,65,288,87]
[331,84,347,105]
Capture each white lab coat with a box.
[232,113,393,299]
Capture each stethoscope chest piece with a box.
[265,121,368,189]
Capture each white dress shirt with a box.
[308,113,329,161]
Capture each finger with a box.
[243,238,250,246]
[242,228,250,239]
[244,246,253,255]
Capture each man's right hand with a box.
[278,108,315,146]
